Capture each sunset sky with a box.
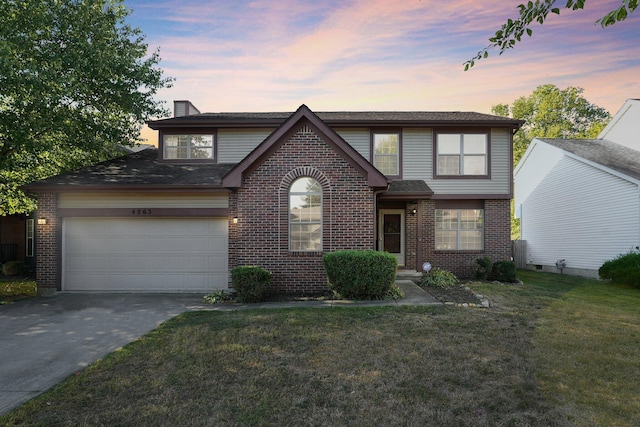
[124,0,640,136]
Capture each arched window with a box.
[289,177,322,251]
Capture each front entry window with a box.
[289,177,322,251]
[383,214,402,253]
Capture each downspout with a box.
[373,187,388,251]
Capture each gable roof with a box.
[538,138,640,181]
[22,148,235,192]
[222,105,389,188]
[149,110,524,129]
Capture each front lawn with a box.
[2,271,638,426]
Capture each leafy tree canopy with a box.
[0,0,173,215]
[492,84,611,165]
[492,84,611,239]
[465,0,638,70]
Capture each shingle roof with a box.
[149,109,524,129]
[539,138,640,181]
[380,180,434,200]
[22,148,235,190]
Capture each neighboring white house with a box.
[514,99,640,278]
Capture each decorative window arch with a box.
[289,177,322,251]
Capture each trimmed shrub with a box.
[323,250,397,300]
[2,261,27,277]
[231,266,272,303]
[490,261,517,282]
[472,256,493,280]
[599,250,640,288]
[421,268,458,288]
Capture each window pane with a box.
[291,177,320,193]
[438,156,459,175]
[191,135,213,147]
[435,230,457,250]
[290,177,322,251]
[463,155,486,175]
[375,155,399,175]
[461,230,482,250]
[290,224,321,251]
[374,134,399,154]
[463,135,486,154]
[438,134,461,154]
[190,147,213,159]
[436,209,483,250]
[374,133,399,175]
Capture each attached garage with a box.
[62,217,228,292]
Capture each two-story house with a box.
[24,102,522,294]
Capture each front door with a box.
[379,209,405,267]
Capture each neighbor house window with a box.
[373,132,400,176]
[436,133,487,175]
[26,219,34,257]
[435,209,484,250]
[163,134,214,160]
[289,177,322,251]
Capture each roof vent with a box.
[173,100,201,117]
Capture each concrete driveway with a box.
[0,294,208,414]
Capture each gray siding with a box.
[335,128,370,160]
[402,128,432,180]
[217,128,274,163]
[425,128,511,195]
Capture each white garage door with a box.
[63,217,228,292]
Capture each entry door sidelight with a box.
[379,210,405,266]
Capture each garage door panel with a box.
[63,218,228,292]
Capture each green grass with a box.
[0,278,36,304]
[1,270,638,426]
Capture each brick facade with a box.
[232,123,375,293]
[421,198,511,278]
[35,192,59,292]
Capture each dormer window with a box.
[163,134,215,160]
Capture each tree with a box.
[0,0,173,215]
[465,0,638,69]
[492,84,610,165]
[491,84,611,239]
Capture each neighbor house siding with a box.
[426,128,512,195]
[217,128,275,163]
[233,124,375,293]
[521,156,640,274]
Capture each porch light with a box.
[37,218,47,225]
[233,217,238,224]
[411,208,417,215]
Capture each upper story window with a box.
[163,134,214,160]
[373,132,400,177]
[289,177,322,252]
[436,133,487,176]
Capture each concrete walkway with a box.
[0,281,438,414]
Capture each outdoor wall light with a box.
[412,208,417,215]
[37,218,47,225]
[233,217,238,224]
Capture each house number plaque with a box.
[131,209,153,215]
